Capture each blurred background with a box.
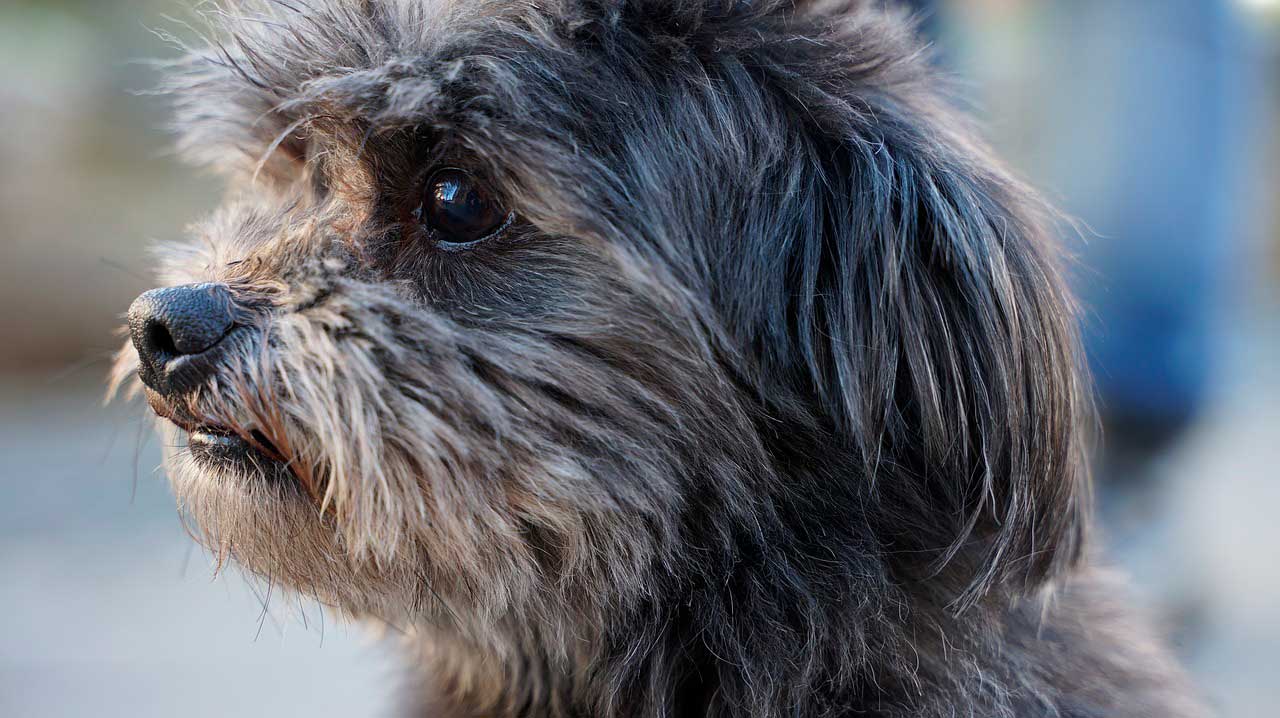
[0,0,1277,715]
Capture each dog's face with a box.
[115,0,1088,635]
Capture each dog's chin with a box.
[160,425,374,607]
[160,421,312,533]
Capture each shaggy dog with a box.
[113,1,1206,715]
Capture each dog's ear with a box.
[743,6,1092,610]
[816,130,1091,610]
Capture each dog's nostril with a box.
[148,321,179,360]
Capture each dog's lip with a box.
[184,422,283,460]
[143,388,194,429]
[188,424,242,445]
[184,420,288,474]
[150,402,229,438]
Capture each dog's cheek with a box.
[266,286,681,614]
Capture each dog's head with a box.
[114,0,1089,634]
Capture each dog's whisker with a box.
[253,576,275,642]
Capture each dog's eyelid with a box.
[432,210,518,252]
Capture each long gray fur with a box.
[113,1,1206,715]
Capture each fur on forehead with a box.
[164,0,914,187]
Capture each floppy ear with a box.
[819,126,1091,610]
[750,7,1092,610]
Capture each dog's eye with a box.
[419,168,512,247]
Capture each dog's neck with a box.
[403,594,1008,718]
[394,433,1092,718]
[399,515,1003,717]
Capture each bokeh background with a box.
[1,0,1277,715]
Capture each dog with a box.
[112,1,1207,715]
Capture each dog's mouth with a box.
[145,388,288,472]
[186,423,283,467]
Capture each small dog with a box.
[114,1,1206,715]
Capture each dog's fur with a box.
[113,1,1206,715]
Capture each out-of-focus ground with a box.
[1,1,1278,717]
[0,374,399,717]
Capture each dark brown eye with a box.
[420,167,511,246]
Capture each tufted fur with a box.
[113,1,1206,715]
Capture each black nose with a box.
[128,283,236,395]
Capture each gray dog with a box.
[113,1,1206,715]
